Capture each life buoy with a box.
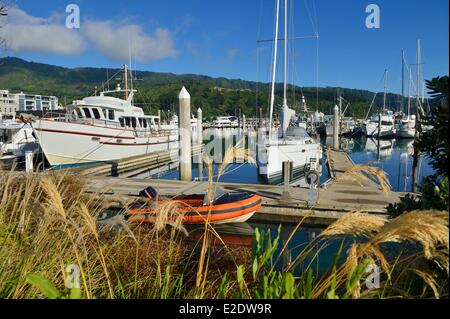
[305,170,319,186]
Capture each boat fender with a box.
[305,170,319,186]
[139,186,158,200]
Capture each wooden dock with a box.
[85,147,409,226]
[67,144,203,178]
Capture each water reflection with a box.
[152,129,432,192]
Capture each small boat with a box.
[128,187,261,225]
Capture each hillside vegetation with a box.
[0,57,406,120]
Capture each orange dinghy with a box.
[128,187,262,225]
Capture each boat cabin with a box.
[65,89,162,132]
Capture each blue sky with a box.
[2,0,449,94]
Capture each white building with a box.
[0,90,17,118]
[0,90,59,118]
[16,92,59,112]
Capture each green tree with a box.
[417,76,449,177]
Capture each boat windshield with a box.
[203,187,226,205]
[285,126,309,138]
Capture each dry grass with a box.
[319,212,387,239]
[0,171,199,298]
[333,158,392,196]
[313,209,449,298]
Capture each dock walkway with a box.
[86,147,408,225]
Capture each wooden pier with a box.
[68,144,203,178]
[85,147,409,226]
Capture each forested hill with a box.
[0,56,406,120]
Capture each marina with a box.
[0,0,447,302]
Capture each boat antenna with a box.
[283,0,288,108]
[128,35,134,102]
[124,64,129,100]
[268,0,280,141]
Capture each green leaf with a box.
[69,288,81,299]
[218,272,229,299]
[236,265,246,296]
[346,258,372,298]
[26,273,61,299]
[252,258,258,280]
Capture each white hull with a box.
[364,122,396,138]
[211,211,256,224]
[258,137,322,184]
[33,119,178,167]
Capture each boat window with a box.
[75,108,83,118]
[119,118,125,127]
[108,110,115,120]
[138,118,143,128]
[125,117,131,127]
[146,119,153,128]
[92,108,101,119]
[131,117,137,128]
[82,108,92,118]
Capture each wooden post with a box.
[179,86,192,181]
[197,107,203,180]
[157,109,161,131]
[333,104,340,149]
[25,151,33,172]
[197,108,203,145]
[280,161,293,201]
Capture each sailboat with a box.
[258,0,322,185]
[32,65,178,168]
[363,70,396,138]
[396,49,416,138]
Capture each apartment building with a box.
[0,90,59,118]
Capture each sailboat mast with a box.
[268,0,280,140]
[401,49,405,113]
[383,69,387,111]
[407,66,411,117]
[416,39,420,108]
[283,0,288,106]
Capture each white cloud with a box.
[0,6,176,63]
[0,6,85,55]
[83,20,176,63]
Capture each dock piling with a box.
[197,107,203,179]
[179,86,192,181]
[280,161,293,202]
[25,151,33,172]
[333,104,340,149]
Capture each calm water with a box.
[153,128,433,192]
[146,129,434,274]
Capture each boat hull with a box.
[258,139,322,185]
[128,193,262,225]
[33,119,179,167]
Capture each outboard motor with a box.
[139,186,158,200]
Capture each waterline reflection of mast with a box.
[412,39,421,193]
